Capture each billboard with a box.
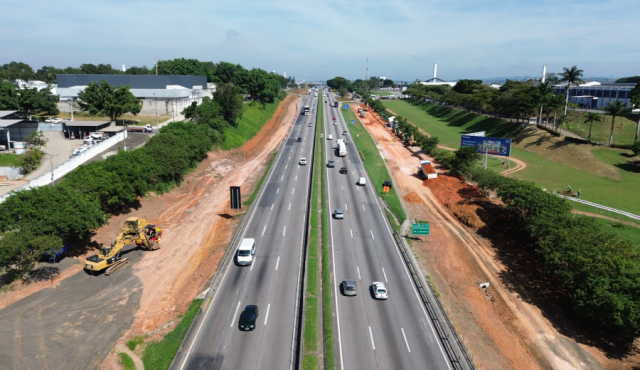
[460,135,511,156]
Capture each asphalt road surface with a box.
[171,95,318,370]
[322,91,451,370]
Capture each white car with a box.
[44,118,54,123]
[357,177,366,186]
[333,121,337,125]
[327,134,333,140]
[372,282,388,300]
[299,158,307,165]
[52,118,62,123]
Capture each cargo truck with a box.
[418,160,438,180]
[337,142,347,157]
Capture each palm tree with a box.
[558,66,584,116]
[602,101,625,146]
[537,81,554,125]
[584,112,602,143]
[556,114,568,134]
[547,94,566,128]
[631,94,640,143]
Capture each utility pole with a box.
[155,57,158,75]
[49,153,59,186]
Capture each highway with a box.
[321,92,452,369]
[171,94,318,370]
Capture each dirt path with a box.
[353,104,603,369]
[0,95,300,370]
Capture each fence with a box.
[38,123,64,132]
[556,193,640,221]
[0,130,127,203]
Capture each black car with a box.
[297,137,302,142]
[327,160,335,168]
[339,167,347,174]
[383,180,392,188]
[239,305,258,331]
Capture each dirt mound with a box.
[403,192,425,205]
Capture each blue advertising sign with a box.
[343,104,349,109]
[460,135,511,156]
[351,119,354,125]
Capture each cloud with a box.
[225,29,241,39]
[0,0,638,81]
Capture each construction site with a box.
[0,94,301,369]
[348,103,638,369]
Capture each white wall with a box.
[0,131,126,203]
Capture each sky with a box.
[1,0,638,82]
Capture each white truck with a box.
[337,142,347,157]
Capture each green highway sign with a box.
[412,223,430,235]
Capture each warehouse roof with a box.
[98,125,125,132]
[0,120,24,128]
[0,111,18,119]
[57,74,207,89]
[63,121,111,127]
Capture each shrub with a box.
[632,140,640,156]
[17,148,43,175]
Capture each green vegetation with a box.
[320,103,335,370]
[564,110,638,146]
[384,208,401,234]
[341,107,406,223]
[243,150,278,206]
[51,112,170,126]
[16,148,43,175]
[222,100,281,150]
[78,80,142,123]
[0,153,21,167]
[143,299,203,370]
[0,79,59,118]
[468,167,640,338]
[383,99,523,147]
[303,355,319,370]
[304,297,319,353]
[127,335,146,351]
[118,352,136,370]
[590,217,640,246]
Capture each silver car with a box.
[342,279,357,296]
[334,209,344,219]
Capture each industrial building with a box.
[554,81,636,110]
[0,111,38,150]
[56,74,215,117]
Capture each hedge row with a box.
[469,167,640,338]
[0,120,222,277]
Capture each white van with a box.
[237,238,256,266]
[357,177,366,186]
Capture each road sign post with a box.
[411,223,430,238]
[351,119,354,125]
[230,186,241,212]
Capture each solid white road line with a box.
[350,229,353,238]
[264,303,271,325]
[401,328,411,352]
[276,256,280,271]
[369,326,376,350]
[370,230,375,240]
[362,204,366,212]
[231,301,241,327]
[357,266,361,280]
[283,226,286,236]
[262,225,266,236]
[382,267,388,283]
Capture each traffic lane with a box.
[178,104,316,369]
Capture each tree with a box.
[1,61,35,81]
[556,114,568,133]
[0,230,63,278]
[16,86,59,119]
[367,78,379,91]
[77,80,141,123]
[214,82,244,126]
[0,80,20,110]
[632,140,640,156]
[382,79,395,87]
[25,131,48,149]
[326,77,353,91]
[338,86,348,98]
[246,69,280,103]
[602,100,626,146]
[451,146,481,176]
[35,66,62,84]
[630,84,640,143]
[558,66,584,116]
[453,79,483,94]
[537,81,555,125]
[584,112,602,143]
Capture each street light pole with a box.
[49,153,58,186]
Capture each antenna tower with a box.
[366,57,369,80]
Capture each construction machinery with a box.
[84,217,162,276]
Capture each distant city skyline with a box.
[1,0,638,82]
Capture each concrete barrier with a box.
[0,131,126,203]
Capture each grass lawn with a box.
[370,91,395,96]
[118,353,136,370]
[586,216,640,246]
[383,100,523,148]
[0,153,21,167]
[564,110,640,146]
[222,99,281,150]
[321,102,334,370]
[142,299,203,370]
[342,107,407,223]
[243,151,277,206]
[303,297,319,353]
[384,99,640,219]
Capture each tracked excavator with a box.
[84,217,162,276]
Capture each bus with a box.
[303,105,310,116]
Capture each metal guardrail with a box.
[390,231,468,370]
[556,193,640,221]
